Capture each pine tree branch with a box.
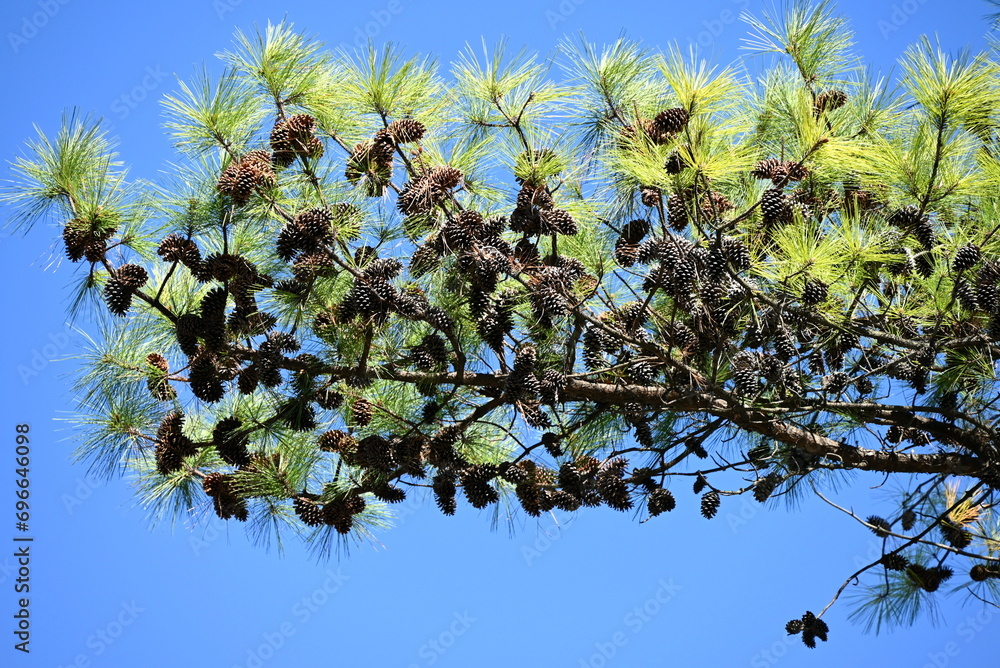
[314,364,991,478]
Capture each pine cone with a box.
[318,430,357,457]
[387,118,426,143]
[664,151,686,174]
[640,186,662,207]
[761,188,790,228]
[432,472,458,516]
[460,464,500,509]
[189,353,224,403]
[431,166,463,189]
[751,158,785,181]
[651,107,689,137]
[866,515,892,537]
[213,416,249,466]
[881,553,909,571]
[647,488,676,516]
[802,279,828,306]
[154,412,196,475]
[753,474,781,502]
[953,245,981,272]
[666,194,688,231]
[814,89,847,114]
[293,495,325,526]
[103,278,134,316]
[116,264,148,290]
[352,398,374,427]
[700,490,720,519]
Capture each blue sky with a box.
[0,0,997,666]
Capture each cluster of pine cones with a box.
[79,98,997,578]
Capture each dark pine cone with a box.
[651,107,689,136]
[664,151,686,174]
[432,472,458,516]
[866,515,892,537]
[970,564,1000,581]
[352,398,374,427]
[733,366,759,397]
[63,219,114,263]
[940,520,972,549]
[620,218,650,245]
[431,166,463,189]
[753,474,781,502]
[295,207,334,238]
[418,304,450,331]
[540,209,578,236]
[314,387,344,410]
[460,464,500,509]
[154,412,196,475]
[103,278,134,316]
[782,161,810,182]
[540,431,563,457]
[800,611,829,647]
[145,352,172,401]
[647,488,676,516]
[823,371,851,394]
[189,353,224,403]
[212,416,249,466]
[293,495,325,527]
[906,564,953,592]
[387,118,426,143]
[202,472,229,498]
[700,490,720,519]
[115,264,148,290]
[237,365,259,395]
[802,279,828,306]
[666,194,688,231]
[597,469,632,511]
[953,244,981,272]
[814,89,847,114]
[751,158,785,181]
[881,553,909,571]
[318,430,357,457]
[761,188,790,228]
[640,187,662,207]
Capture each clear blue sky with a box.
[0,1,996,666]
